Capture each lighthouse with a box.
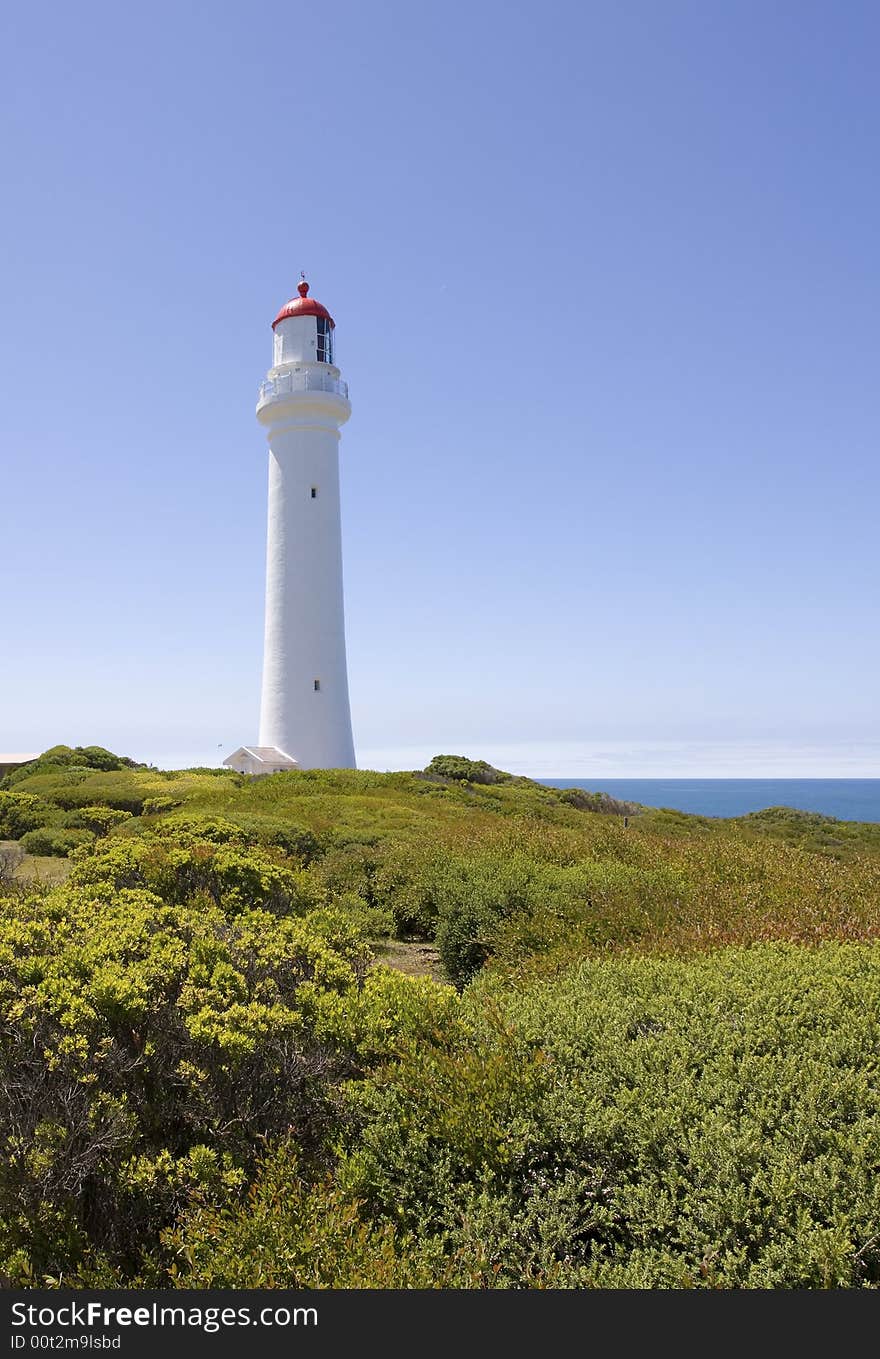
[224,279,356,775]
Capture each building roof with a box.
[223,746,298,767]
[272,279,335,330]
[0,753,39,764]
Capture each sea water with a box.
[539,779,880,823]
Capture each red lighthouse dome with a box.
[272,278,335,330]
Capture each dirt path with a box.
[371,939,445,982]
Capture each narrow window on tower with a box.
[316,316,333,364]
[314,679,321,691]
[310,486,317,499]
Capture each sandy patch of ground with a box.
[371,938,445,982]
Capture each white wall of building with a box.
[256,325,355,769]
[223,747,298,776]
[273,314,326,367]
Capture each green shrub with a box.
[433,868,507,987]
[1,745,142,790]
[19,827,95,858]
[259,822,322,864]
[63,806,134,837]
[424,755,510,785]
[0,885,375,1282]
[71,745,141,772]
[430,852,590,987]
[142,796,182,816]
[67,836,324,917]
[153,816,252,845]
[9,771,152,816]
[339,943,880,1288]
[0,791,55,839]
[314,842,381,903]
[200,816,325,864]
[52,775,151,815]
[556,787,640,816]
[369,842,450,939]
[161,1144,444,1288]
[327,891,394,941]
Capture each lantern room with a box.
[271,279,336,367]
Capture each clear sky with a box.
[2,0,878,777]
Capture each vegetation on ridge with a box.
[1,747,879,1287]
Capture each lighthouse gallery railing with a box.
[258,370,349,404]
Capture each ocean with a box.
[539,779,880,823]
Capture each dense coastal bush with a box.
[0,792,54,840]
[424,755,512,785]
[0,860,449,1283]
[62,806,134,837]
[162,1146,444,1288]
[166,945,880,1288]
[344,944,880,1288]
[66,836,325,917]
[19,827,95,857]
[0,746,143,789]
[2,746,880,1288]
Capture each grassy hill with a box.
[4,750,879,973]
[1,747,879,1287]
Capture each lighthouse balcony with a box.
[257,368,349,412]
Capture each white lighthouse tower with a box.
[225,279,356,775]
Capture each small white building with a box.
[223,746,299,776]
[0,753,39,779]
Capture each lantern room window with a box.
[316,316,333,364]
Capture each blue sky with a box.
[1,0,878,776]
